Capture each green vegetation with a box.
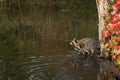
[0,0,98,54]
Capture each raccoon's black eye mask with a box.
[74,40,78,43]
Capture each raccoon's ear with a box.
[73,38,76,40]
[73,38,78,43]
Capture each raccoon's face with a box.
[70,38,85,51]
[70,38,78,46]
[70,39,81,50]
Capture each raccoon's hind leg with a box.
[83,51,90,58]
[90,49,94,56]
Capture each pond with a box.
[0,0,99,80]
[0,39,98,80]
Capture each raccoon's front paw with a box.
[74,47,79,51]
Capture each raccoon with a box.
[70,38,100,56]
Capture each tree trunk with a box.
[96,0,108,55]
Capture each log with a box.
[100,61,120,79]
[90,55,120,79]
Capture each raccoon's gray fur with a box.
[70,38,100,55]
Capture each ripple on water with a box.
[0,52,98,80]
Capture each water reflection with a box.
[0,0,99,80]
[0,39,98,80]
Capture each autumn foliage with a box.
[104,0,120,66]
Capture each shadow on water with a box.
[0,0,99,80]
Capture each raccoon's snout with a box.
[70,42,73,45]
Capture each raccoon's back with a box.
[80,38,99,49]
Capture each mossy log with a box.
[97,59,120,80]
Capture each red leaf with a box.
[114,13,120,20]
[115,46,120,50]
[112,17,118,24]
[103,29,111,38]
[107,23,114,31]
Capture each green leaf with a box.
[115,60,120,66]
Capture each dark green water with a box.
[0,39,98,80]
[0,0,99,80]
